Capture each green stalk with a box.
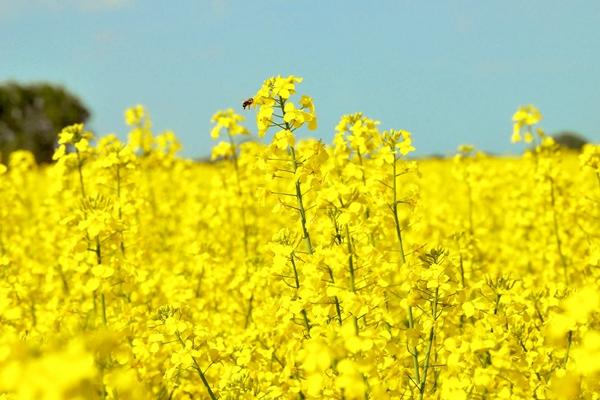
[325,264,342,325]
[275,97,314,334]
[458,251,466,289]
[95,236,107,326]
[116,164,126,256]
[391,153,406,264]
[277,97,314,256]
[290,254,311,332]
[244,294,254,329]
[334,297,343,326]
[493,294,502,315]
[345,224,360,334]
[419,288,439,400]
[176,332,218,400]
[94,232,108,397]
[290,145,314,255]
[408,306,421,386]
[290,253,301,289]
[355,149,371,219]
[345,224,356,292]
[563,330,573,367]
[326,214,343,325]
[356,149,375,245]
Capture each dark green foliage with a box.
[552,131,589,151]
[0,82,90,164]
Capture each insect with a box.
[242,98,254,110]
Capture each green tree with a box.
[552,131,589,151]
[0,82,90,164]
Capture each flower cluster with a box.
[0,77,597,399]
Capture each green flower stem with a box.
[419,288,439,400]
[290,253,301,290]
[391,153,406,264]
[95,236,107,326]
[276,96,313,335]
[355,149,375,245]
[564,330,573,368]
[345,224,360,333]
[345,224,356,292]
[334,296,343,326]
[277,96,314,255]
[290,146,314,255]
[175,332,218,400]
[116,164,125,256]
[408,306,421,386]
[244,294,254,329]
[458,250,466,289]
[100,293,107,326]
[290,254,311,333]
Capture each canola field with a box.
[0,76,599,399]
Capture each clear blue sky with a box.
[1,0,599,157]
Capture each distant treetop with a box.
[0,82,90,164]
[552,131,589,151]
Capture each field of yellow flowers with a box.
[0,76,599,399]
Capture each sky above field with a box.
[1,0,599,158]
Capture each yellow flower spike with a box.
[580,143,600,171]
[210,108,249,140]
[253,83,275,107]
[211,141,234,160]
[281,101,315,131]
[124,104,146,126]
[512,104,542,144]
[74,138,90,152]
[251,75,315,138]
[511,125,522,143]
[210,125,221,139]
[397,131,415,155]
[256,106,274,137]
[272,75,303,99]
[300,95,315,114]
[512,104,542,126]
[283,102,300,124]
[58,123,94,146]
[52,144,66,160]
[272,129,295,150]
[307,114,318,131]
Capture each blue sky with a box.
[1,0,599,157]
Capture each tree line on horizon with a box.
[0,81,593,164]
